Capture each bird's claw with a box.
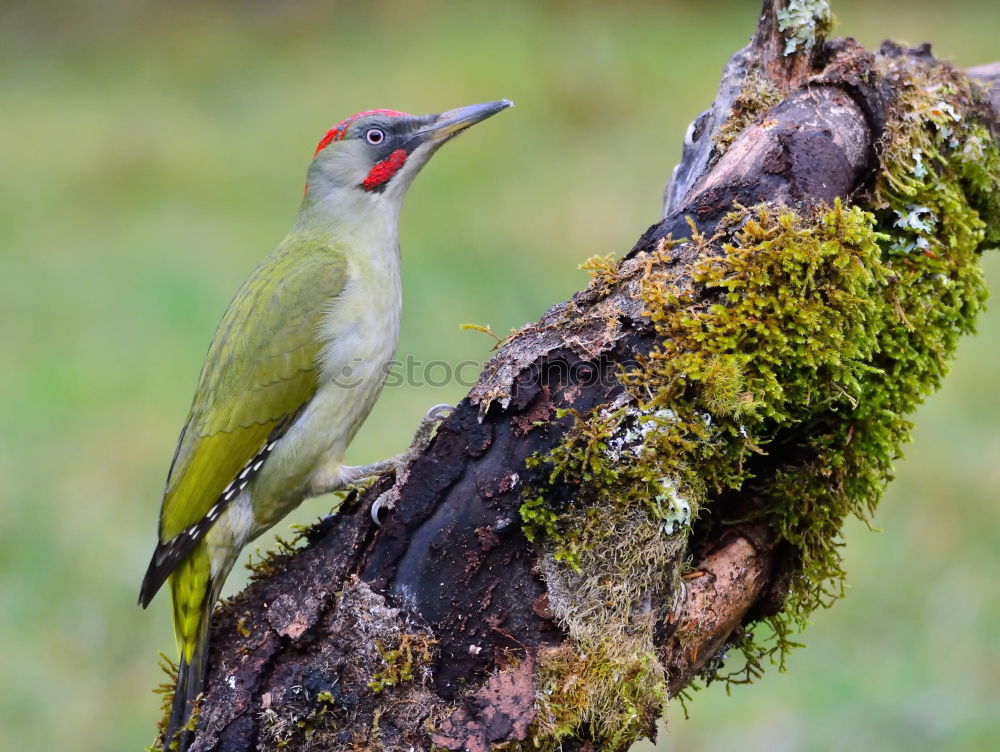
[425,403,455,422]
[407,403,454,457]
[371,493,389,525]
[370,404,455,526]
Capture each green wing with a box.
[164,241,346,539]
[140,239,346,606]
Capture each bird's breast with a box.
[254,253,402,514]
[316,261,403,404]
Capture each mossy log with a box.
[164,2,1000,750]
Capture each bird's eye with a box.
[365,128,385,145]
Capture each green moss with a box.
[149,654,179,752]
[715,71,785,154]
[521,403,702,572]
[367,633,436,694]
[520,71,996,733]
[578,253,625,297]
[697,618,805,694]
[524,506,677,751]
[531,641,666,750]
[259,687,342,750]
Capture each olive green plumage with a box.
[171,242,344,539]
[145,239,346,611]
[139,100,512,752]
[146,237,349,750]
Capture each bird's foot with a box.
[408,402,454,456]
[341,403,454,488]
[366,403,454,524]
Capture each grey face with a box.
[345,114,435,167]
[309,101,512,197]
[335,114,434,194]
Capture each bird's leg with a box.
[335,404,454,522]
[372,403,452,522]
[406,402,454,456]
[340,456,401,486]
[342,403,454,483]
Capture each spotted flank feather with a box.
[138,436,279,608]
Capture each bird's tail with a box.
[162,545,215,752]
[164,639,208,752]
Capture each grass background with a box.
[1,1,997,749]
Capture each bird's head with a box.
[304,100,513,207]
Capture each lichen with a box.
[875,53,1000,253]
[775,0,835,56]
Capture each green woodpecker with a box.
[139,100,512,751]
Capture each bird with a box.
[138,99,513,751]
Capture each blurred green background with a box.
[1,1,997,750]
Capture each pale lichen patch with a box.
[776,0,835,55]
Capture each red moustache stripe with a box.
[362,149,409,191]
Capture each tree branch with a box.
[165,2,1000,750]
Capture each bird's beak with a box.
[413,99,514,144]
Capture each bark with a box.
[171,2,1000,750]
